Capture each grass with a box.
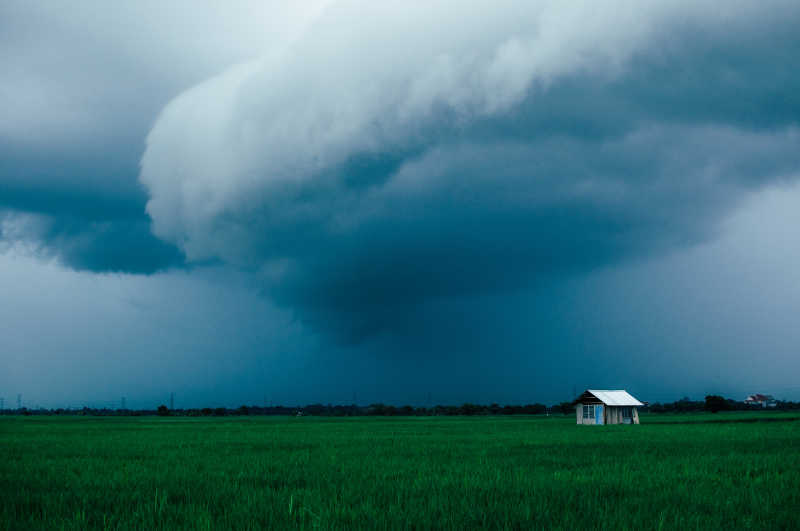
[1,412,799,530]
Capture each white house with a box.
[744,394,777,408]
[574,389,644,425]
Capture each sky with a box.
[1,0,799,409]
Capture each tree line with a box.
[3,396,800,417]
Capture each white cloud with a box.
[136,0,800,336]
[140,1,660,256]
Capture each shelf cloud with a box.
[140,1,800,339]
[2,0,800,405]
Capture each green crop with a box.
[1,413,798,530]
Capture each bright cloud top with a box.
[140,0,800,338]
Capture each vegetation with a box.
[7,395,800,417]
[704,395,730,413]
[2,413,799,530]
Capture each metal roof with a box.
[586,390,644,406]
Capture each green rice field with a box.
[2,412,799,530]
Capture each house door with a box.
[595,404,604,425]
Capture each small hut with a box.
[574,389,643,425]
[744,394,776,408]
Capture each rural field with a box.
[2,413,799,530]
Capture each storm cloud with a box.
[0,0,325,272]
[140,1,800,339]
[3,1,800,408]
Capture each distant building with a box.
[744,394,776,408]
[573,389,644,425]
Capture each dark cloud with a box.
[0,140,182,273]
[0,1,323,273]
[140,2,800,340]
[262,127,799,340]
[3,0,800,414]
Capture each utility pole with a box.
[352,391,357,405]
[0,397,4,411]
[17,394,22,410]
[121,397,126,410]
[169,392,174,410]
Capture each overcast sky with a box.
[2,1,799,409]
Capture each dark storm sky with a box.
[2,1,800,409]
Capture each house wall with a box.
[608,406,639,425]
[575,404,587,424]
[577,404,641,425]
[576,404,597,424]
[576,402,603,425]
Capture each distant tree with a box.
[705,395,728,413]
[201,408,213,416]
[157,404,169,416]
[237,405,249,416]
[459,403,484,416]
[368,403,389,415]
[557,402,574,415]
[523,403,547,415]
